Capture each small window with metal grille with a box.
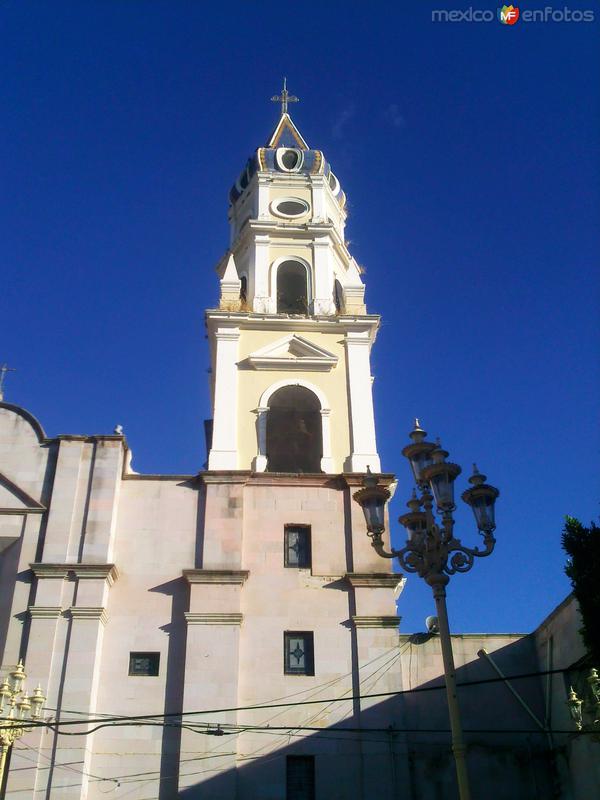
[284,525,311,568]
[284,632,314,676]
[128,652,160,677]
[286,755,315,800]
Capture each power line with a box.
[34,717,593,738]
[231,641,412,767]
[12,743,119,788]
[43,641,407,721]
[14,666,573,732]
[90,719,597,794]
[11,720,592,792]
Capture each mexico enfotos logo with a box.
[432,5,595,23]
[498,5,519,24]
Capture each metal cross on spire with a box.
[0,363,16,402]
[271,78,299,116]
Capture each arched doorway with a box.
[276,261,309,314]
[266,386,322,473]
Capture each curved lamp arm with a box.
[369,529,496,579]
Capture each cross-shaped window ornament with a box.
[290,643,305,665]
[284,632,314,675]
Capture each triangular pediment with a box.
[246,335,338,372]
[267,114,309,150]
[0,472,45,512]
[0,472,44,553]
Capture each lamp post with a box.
[566,667,600,741]
[0,661,46,793]
[353,420,499,800]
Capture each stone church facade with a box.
[1,105,598,800]
[0,108,405,799]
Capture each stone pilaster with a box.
[19,564,117,799]
[344,330,381,472]
[346,572,406,800]
[200,475,247,569]
[312,235,336,315]
[251,234,271,313]
[79,439,123,563]
[4,566,68,799]
[178,570,248,796]
[207,327,240,470]
[42,439,87,563]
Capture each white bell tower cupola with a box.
[207,82,381,474]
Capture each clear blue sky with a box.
[2,2,599,633]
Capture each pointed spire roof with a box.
[267,113,309,150]
[268,79,308,149]
[230,80,345,204]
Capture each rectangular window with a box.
[284,525,311,568]
[284,632,314,676]
[128,652,160,677]
[286,755,315,800]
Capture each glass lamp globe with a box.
[461,465,499,532]
[352,467,390,534]
[401,419,437,486]
[421,448,462,510]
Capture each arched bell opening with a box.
[239,275,248,304]
[333,279,343,313]
[276,260,309,314]
[266,386,322,473]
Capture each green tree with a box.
[562,516,600,663]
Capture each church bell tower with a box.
[207,82,382,475]
[0,82,403,800]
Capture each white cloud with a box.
[332,105,356,139]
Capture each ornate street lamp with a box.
[566,667,600,741]
[0,661,46,790]
[353,420,499,800]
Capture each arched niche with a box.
[274,259,311,314]
[334,279,343,313]
[253,380,333,474]
[239,274,248,306]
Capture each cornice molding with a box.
[30,563,119,585]
[200,472,251,485]
[183,569,249,585]
[184,612,243,626]
[352,616,401,629]
[28,606,62,619]
[29,564,69,579]
[248,473,344,487]
[122,473,196,482]
[341,473,396,488]
[345,573,404,589]
[71,564,119,585]
[68,607,108,625]
[205,310,380,339]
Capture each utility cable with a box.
[164,642,410,767]
[12,723,592,794]
[14,666,572,732]
[233,642,412,765]
[43,642,405,724]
